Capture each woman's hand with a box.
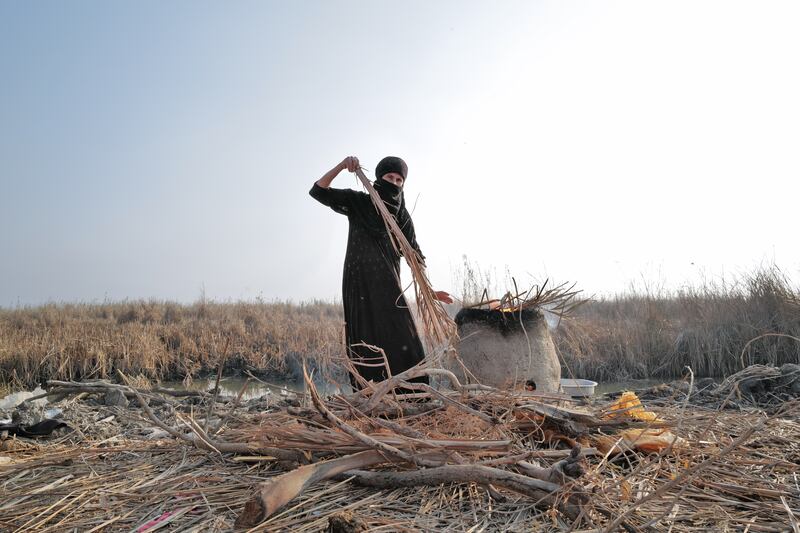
[340,156,360,173]
[317,157,359,188]
[434,291,454,304]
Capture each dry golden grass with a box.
[556,267,800,381]
[0,300,342,388]
[2,267,798,389]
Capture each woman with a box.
[309,155,452,388]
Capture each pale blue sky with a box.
[2,1,799,305]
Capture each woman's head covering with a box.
[375,156,408,181]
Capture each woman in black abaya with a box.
[309,156,452,388]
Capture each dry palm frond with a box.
[354,168,457,348]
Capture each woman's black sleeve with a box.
[309,183,357,216]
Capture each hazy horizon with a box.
[3,1,799,306]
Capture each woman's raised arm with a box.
[316,156,359,189]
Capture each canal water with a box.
[161,376,343,400]
[593,378,665,395]
[161,376,669,400]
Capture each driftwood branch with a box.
[234,450,390,528]
[344,464,584,520]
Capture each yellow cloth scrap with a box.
[604,391,662,422]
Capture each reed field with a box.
[556,267,800,382]
[0,299,343,389]
[1,268,798,389]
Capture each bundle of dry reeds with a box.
[354,168,457,348]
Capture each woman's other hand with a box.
[434,291,454,304]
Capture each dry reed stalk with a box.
[354,168,457,349]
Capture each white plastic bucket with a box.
[560,378,598,397]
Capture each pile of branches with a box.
[229,364,611,528]
[16,364,668,530]
[3,365,800,531]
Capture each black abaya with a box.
[309,182,428,387]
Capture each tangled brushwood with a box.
[461,278,588,320]
[2,363,799,531]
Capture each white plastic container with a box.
[560,378,598,397]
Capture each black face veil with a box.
[343,177,415,253]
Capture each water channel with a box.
[161,376,670,400]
